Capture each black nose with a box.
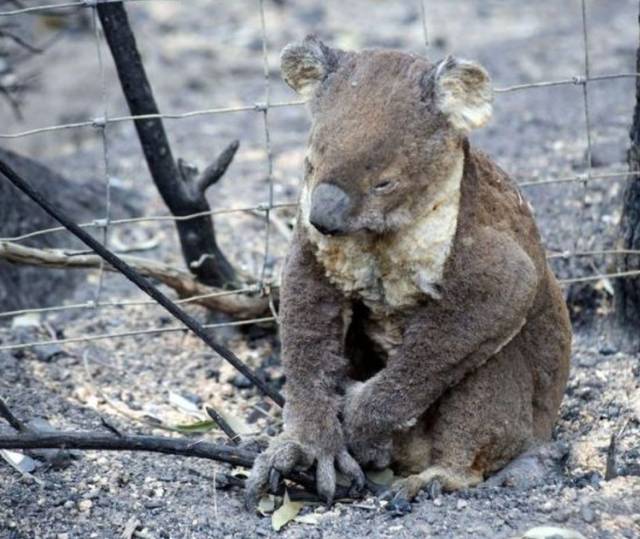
[311,220,340,236]
[309,183,350,236]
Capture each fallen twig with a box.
[0,431,255,466]
[205,406,240,445]
[605,433,617,481]
[0,396,27,432]
[0,241,270,319]
[0,430,353,499]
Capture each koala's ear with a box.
[432,56,493,132]
[280,36,339,99]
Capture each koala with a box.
[246,36,571,506]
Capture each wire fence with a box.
[0,0,639,353]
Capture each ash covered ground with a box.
[0,1,639,538]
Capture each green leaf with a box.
[272,490,303,532]
[366,468,395,486]
[172,419,216,434]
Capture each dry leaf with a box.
[216,409,253,436]
[258,495,276,516]
[230,466,250,479]
[272,490,303,532]
[0,449,37,473]
[0,449,43,485]
[168,392,202,416]
[11,313,41,328]
[294,513,320,525]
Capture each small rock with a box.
[599,345,618,356]
[540,500,555,513]
[520,526,587,539]
[587,141,625,168]
[232,373,253,389]
[220,384,234,398]
[34,344,65,362]
[551,508,571,523]
[580,505,595,524]
[78,499,93,512]
[204,368,219,380]
[456,499,468,510]
[577,354,598,368]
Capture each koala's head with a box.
[281,36,493,236]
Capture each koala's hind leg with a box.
[392,336,536,499]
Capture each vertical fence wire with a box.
[419,0,429,49]
[573,0,597,280]
[91,4,112,304]
[258,0,275,292]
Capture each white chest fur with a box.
[301,158,463,312]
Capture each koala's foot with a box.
[482,441,569,489]
[244,435,365,510]
[390,465,483,500]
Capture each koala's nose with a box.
[309,183,351,236]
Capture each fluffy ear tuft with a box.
[433,56,493,132]
[280,36,337,99]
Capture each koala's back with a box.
[452,146,548,284]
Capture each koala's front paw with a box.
[245,433,365,510]
[342,380,393,468]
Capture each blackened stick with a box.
[0,159,284,407]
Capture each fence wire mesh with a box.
[0,0,639,353]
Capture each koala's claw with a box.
[315,454,337,504]
[268,468,283,495]
[244,437,365,510]
[336,448,366,493]
[389,476,441,501]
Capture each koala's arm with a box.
[246,227,363,506]
[278,228,350,432]
[344,228,539,448]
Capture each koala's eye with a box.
[372,179,397,194]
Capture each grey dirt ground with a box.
[0,1,639,538]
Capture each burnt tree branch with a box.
[0,431,256,467]
[0,241,270,319]
[0,157,284,407]
[95,2,236,288]
[0,430,354,500]
[616,1,640,343]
